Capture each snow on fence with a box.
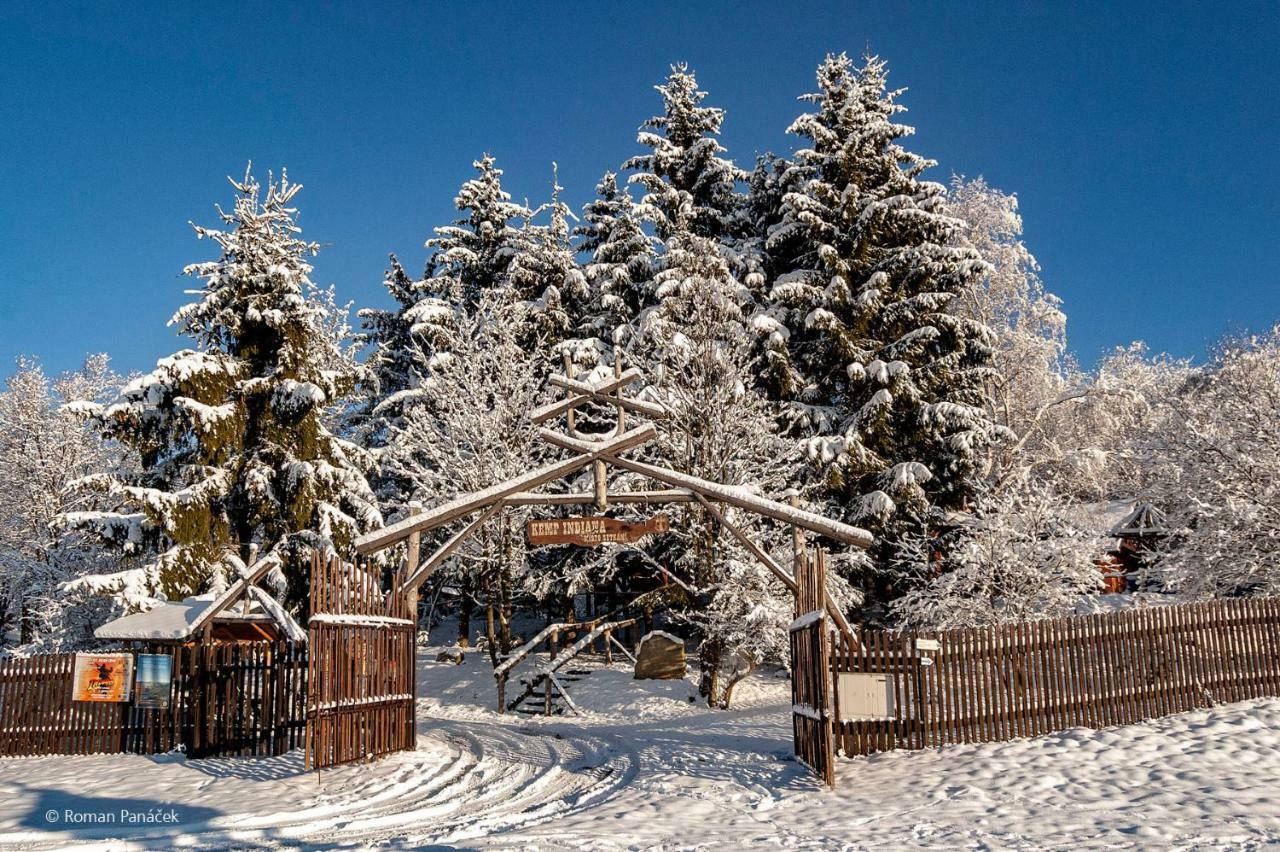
[0,640,307,759]
[833,597,1280,758]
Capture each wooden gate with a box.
[306,552,416,769]
[790,548,835,786]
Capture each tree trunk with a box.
[719,659,755,710]
[698,636,723,707]
[457,577,473,648]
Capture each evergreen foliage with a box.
[62,168,381,612]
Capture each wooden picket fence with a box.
[0,640,307,759]
[306,552,416,770]
[833,598,1280,757]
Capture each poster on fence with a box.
[71,652,133,703]
[134,653,172,709]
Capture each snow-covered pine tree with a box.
[766,54,1004,599]
[357,155,527,509]
[507,166,592,361]
[350,256,455,505]
[62,168,381,613]
[742,152,807,401]
[425,154,529,310]
[574,171,657,355]
[625,63,745,244]
[0,356,126,650]
[641,222,856,705]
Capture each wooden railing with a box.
[495,617,638,713]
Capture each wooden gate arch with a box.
[343,357,870,783]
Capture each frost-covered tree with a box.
[62,168,381,613]
[890,479,1104,629]
[0,356,126,650]
[765,54,1003,594]
[1140,328,1280,597]
[641,226,854,704]
[380,289,552,653]
[425,154,529,309]
[946,176,1067,468]
[508,167,592,358]
[574,171,657,354]
[625,63,745,243]
[1013,344,1188,501]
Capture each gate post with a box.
[790,546,836,786]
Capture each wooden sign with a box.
[71,652,133,703]
[528,514,670,547]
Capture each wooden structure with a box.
[94,549,305,645]
[493,616,639,715]
[0,640,306,759]
[790,548,835,786]
[830,597,1280,758]
[305,551,416,770]
[347,357,869,776]
[353,358,870,637]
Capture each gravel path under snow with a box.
[0,650,1278,849]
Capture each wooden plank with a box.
[502,489,695,506]
[399,502,504,592]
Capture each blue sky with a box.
[1,1,1277,377]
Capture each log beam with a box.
[398,502,504,593]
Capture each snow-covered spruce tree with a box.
[574,171,657,355]
[625,63,745,244]
[642,224,855,706]
[379,289,552,655]
[1139,328,1280,597]
[358,156,526,508]
[946,176,1067,472]
[765,54,1004,604]
[507,167,593,360]
[425,154,529,310]
[62,168,381,613]
[889,477,1104,629]
[351,256,455,504]
[742,152,808,401]
[0,356,127,651]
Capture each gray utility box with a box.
[837,672,895,720]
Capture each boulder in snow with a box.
[634,631,685,680]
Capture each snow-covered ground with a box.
[2,647,1280,849]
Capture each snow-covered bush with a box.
[0,356,127,651]
[890,480,1104,629]
[1140,328,1280,597]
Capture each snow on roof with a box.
[1109,503,1166,537]
[1076,499,1140,536]
[95,598,215,641]
[94,592,304,641]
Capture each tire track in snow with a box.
[223,717,638,848]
